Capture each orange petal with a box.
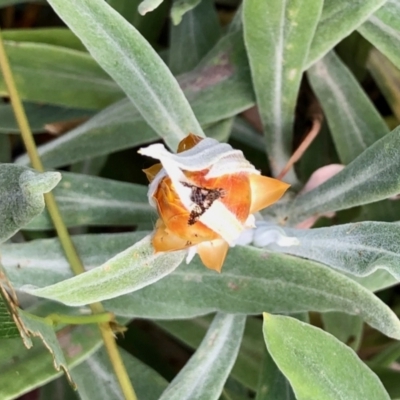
[152,219,191,252]
[142,163,162,182]
[154,177,219,244]
[184,171,251,223]
[249,174,290,213]
[197,239,229,273]
[177,133,203,153]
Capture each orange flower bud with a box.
[139,134,290,272]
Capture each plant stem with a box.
[45,312,115,326]
[0,30,137,400]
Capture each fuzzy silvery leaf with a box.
[284,126,400,225]
[261,222,400,280]
[243,0,323,180]
[159,313,245,400]
[46,0,204,150]
[4,233,400,339]
[21,234,186,306]
[359,0,400,70]
[0,164,61,243]
[16,30,253,169]
[263,314,390,400]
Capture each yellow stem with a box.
[0,29,137,400]
[45,312,115,326]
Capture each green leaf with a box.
[169,0,220,75]
[262,314,390,400]
[321,312,363,351]
[351,269,398,293]
[335,31,372,81]
[25,172,154,230]
[0,135,11,162]
[17,29,254,168]
[2,232,146,289]
[0,164,61,243]
[0,102,93,134]
[255,313,308,400]
[18,99,158,168]
[230,117,265,152]
[159,313,245,400]
[306,0,388,68]
[17,309,75,383]
[264,222,400,279]
[138,0,164,15]
[39,377,79,400]
[0,294,19,339]
[2,28,85,51]
[358,0,400,70]
[23,234,186,306]
[0,0,40,6]
[368,48,400,121]
[0,302,102,400]
[285,127,400,225]
[308,50,389,164]
[156,316,263,390]
[372,367,400,400]
[0,42,122,109]
[47,0,204,150]
[243,0,323,179]
[4,233,400,339]
[204,117,234,143]
[255,349,295,400]
[170,0,201,25]
[72,347,168,400]
[370,341,400,367]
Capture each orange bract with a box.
[141,134,290,272]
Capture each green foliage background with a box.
[1,0,400,399]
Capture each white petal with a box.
[185,246,198,264]
[139,139,258,179]
[199,200,244,244]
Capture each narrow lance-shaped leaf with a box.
[72,347,168,400]
[0,301,102,400]
[255,313,308,400]
[156,316,264,390]
[169,0,221,75]
[321,312,363,351]
[4,233,400,339]
[0,102,94,134]
[47,0,204,150]
[0,42,122,110]
[25,172,154,230]
[306,0,388,69]
[263,314,390,400]
[285,126,400,225]
[0,290,91,394]
[262,222,400,280]
[2,28,86,51]
[0,164,61,243]
[170,0,201,25]
[17,29,254,169]
[358,0,400,71]
[308,50,389,164]
[138,0,164,15]
[243,0,323,180]
[255,349,295,400]
[159,313,245,400]
[367,48,400,121]
[22,234,186,306]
